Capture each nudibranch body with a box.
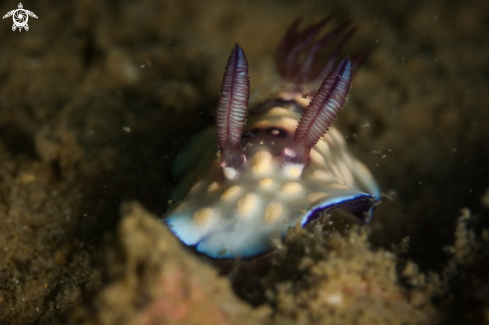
[164,18,380,259]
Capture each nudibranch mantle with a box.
[164,19,380,259]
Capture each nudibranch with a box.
[163,18,380,259]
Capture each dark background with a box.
[0,0,488,323]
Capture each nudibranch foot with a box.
[163,18,380,259]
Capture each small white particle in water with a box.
[361,123,370,127]
[123,126,131,132]
[453,148,457,152]
[140,64,145,68]
[419,181,422,184]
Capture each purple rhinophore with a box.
[216,43,250,171]
[289,56,352,164]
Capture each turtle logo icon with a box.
[2,3,38,32]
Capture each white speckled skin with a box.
[164,93,380,259]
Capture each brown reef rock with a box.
[70,202,268,325]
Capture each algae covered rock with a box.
[71,202,267,325]
[263,223,439,325]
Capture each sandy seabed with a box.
[0,0,488,324]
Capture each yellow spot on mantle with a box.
[264,202,283,222]
[252,151,273,174]
[283,164,304,178]
[193,208,213,225]
[237,193,258,216]
[207,182,219,192]
[221,185,240,200]
[281,182,302,195]
[259,178,273,188]
[279,117,299,128]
